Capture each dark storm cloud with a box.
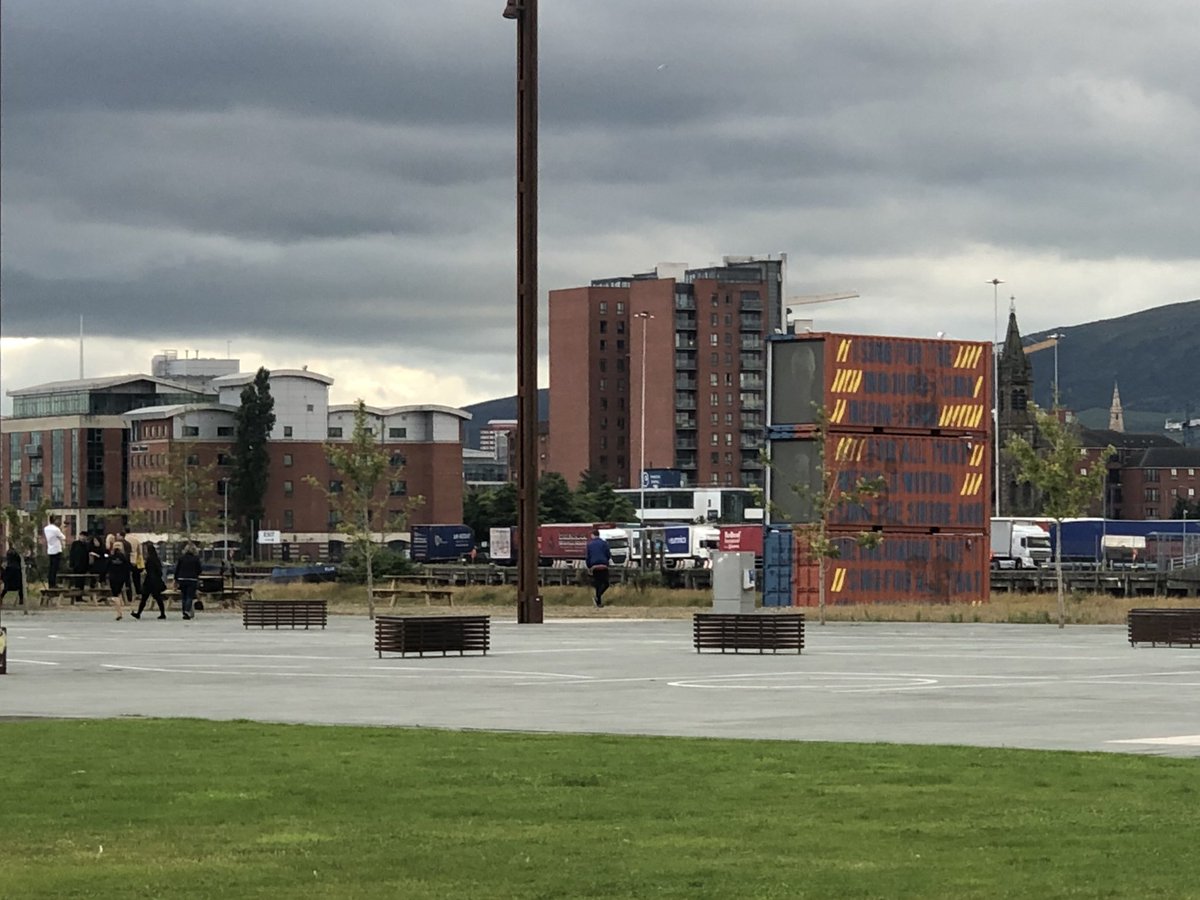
[2,0,1198,375]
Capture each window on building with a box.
[711,294,718,308]
[725,433,733,445]
[616,320,625,334]
[599,436,607,449]
[617,379,625,392]
[186,454,200,466]
[616,417,625,430]
[283,509,294,529]
[283,454,293,467]
[182,426,199,437]
[618,397,625,410]
[711,452,719,465]
[217,426,233,437]
[709,373,718,386]
[724,333,732,346]
[710,334,719,346]
[389,480,407,496]
[599,378,607,391]
[711,413,719,425]
[329,480,343,493]
[616,302,625,314]
[617,339,625,351]
[725,452,733,464]
[599,301,608,314]
[306,404,314,412]
[1146,469,1160,482]
[389,427,406,439]
[726,393,734,406]
[390,453,406,467]
[710,352,719,365]
[725,352,733,365]
[600,397,608,409]
[710,313,719,327]
[725,413,734,425]
[725,373,733,386]
[616,455,625,467]
[599,339,607,351]
[711,433,719,446]
[217,453,230,466]
[283,480,293,497]
[599,320,608,333]
[1171,468,1178,477]
[599,455,608,466]
[616,358,625,372]
[283,425,294,437]
[724,313,732,326]
[328,427,344,438]
[710,392,719,407]
[599,359,607,373]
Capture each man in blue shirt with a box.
[585,529,613,608]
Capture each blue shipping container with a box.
[763,527,794,607]
[411,524,475,562]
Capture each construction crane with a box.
[1023,336,1062,355]
[787,291,860,308]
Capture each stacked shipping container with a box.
[765,333,992,606]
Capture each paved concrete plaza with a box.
[2,610,1198,757]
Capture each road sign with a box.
[257,529,282,545]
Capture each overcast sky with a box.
[3,0,1198,415]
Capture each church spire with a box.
[1109,382,1125,432]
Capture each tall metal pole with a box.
[634,311,653,563]
[988,278,1004,517]
[504,0,541,623]
[1049,333,1064,408]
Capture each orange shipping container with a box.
[769,333,992,433]
[767,432,989,530]
[791,531,989,606]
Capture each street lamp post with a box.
[503,0,541,624]
[634,311,654,563]
[987,278,1004,517]
[1048,333,1065,408]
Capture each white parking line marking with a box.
[1108,735,1200,746]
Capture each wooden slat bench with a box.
[375,615,490,658]
[242,599,328,630]
[39,586,111,607]
[1128,608,1200,648]
[693,613,805,654]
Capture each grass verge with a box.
[247,580,1195,624]
[0,719,1196,899]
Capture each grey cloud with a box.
[2,0,1198,388]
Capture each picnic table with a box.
[371,578,456,608]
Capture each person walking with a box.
[174,543,202,621]
[132,543,168,620]
[1,547,25,608]
[43,515,67,588]
[106,545,130,620]
[585,528,614,609]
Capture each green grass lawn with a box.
[1,720,1196,899]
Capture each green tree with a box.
[306,400,419,620]
[537,472,576,523]
[1007,407,1113,628]
[1,498,51,619]
[153,438,219,545]
[231,367,275,552]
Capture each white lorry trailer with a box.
[990,519,1052,569]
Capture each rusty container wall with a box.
[767,433,989,530]
[791,531,990,606]
[769,333,992,433]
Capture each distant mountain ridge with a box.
[459,300,1200,445]
[1021,299,1199,429]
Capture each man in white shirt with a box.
[43,515,67,588]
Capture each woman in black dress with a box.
[106,546,130,620]
[132,543,168,620]
[1,547,24,607]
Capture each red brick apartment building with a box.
[548,256,785,489]
[3,367,469,560]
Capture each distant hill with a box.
[458,301,1199,446]
[1022,299,1200,431]
[460,389,548,448]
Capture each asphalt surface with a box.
[2,610,1198,757]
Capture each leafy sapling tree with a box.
[154,438,220,545]
[231,367,275,554]
[1007,406,1113,628]
[306,400,418,620]
[765,407,885,625]
[1,498,51,619]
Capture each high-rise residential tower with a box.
[548,256,786,490]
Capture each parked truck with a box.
[632,525,720,568]
[990,518,1052,569]
[537,523,630,567]
[410,524,475,563]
